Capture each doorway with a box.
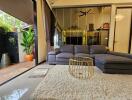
[114,8,132,53]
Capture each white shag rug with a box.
[31,65,132,100]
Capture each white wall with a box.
[18,31,26,62]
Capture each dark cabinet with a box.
[0,32,19,64]
[6,32,19,63]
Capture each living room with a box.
[0,0,132,100]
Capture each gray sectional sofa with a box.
[48,45,132,74]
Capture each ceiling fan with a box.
[79,9,95,17]
[48,0,56,5]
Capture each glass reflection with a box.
[0,88,28,100]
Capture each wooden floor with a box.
[0,61,35,86]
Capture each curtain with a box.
[36,0,47,63]
[43,1,53,52]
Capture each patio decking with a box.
[0,61,35,86]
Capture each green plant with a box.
[0,25,11,32]
[21,27,34,55]
[0,10,28,31]
[0,18,12,32]
[0,27,6,34]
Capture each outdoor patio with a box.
[0,60,35,86]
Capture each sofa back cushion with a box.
[60,45,74,53]
[74,45,89,54]
[90,45,107,54]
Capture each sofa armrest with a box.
[108,51,132,59]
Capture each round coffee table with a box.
[69,57,94,79]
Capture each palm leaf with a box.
[21,27,35,54]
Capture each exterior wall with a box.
[18,31,26,62]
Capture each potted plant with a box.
[21,27,34,61]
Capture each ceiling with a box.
[0,0,131,25]
[0,0,34,24]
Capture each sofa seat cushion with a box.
[75,53,90,57]
[94,54,132,64]
[56,58,69,64]
[56,53,73,59]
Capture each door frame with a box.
[113,6,132,53]
[32,0,39,65]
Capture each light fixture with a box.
[48,0,56,5]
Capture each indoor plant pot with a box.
[0,53,11,68]
[21,27,34,62]
[25,54,33,61]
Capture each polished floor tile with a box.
[0,63,54,100]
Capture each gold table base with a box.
[69,57,94,79]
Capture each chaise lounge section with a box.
[95,52,132,74]
[48,45,132,74]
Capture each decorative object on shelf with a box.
[0,53,11,68]
[103,23,109,29]
[21,27,34,61]
[69,57,94,79]
[89,23,94,31]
